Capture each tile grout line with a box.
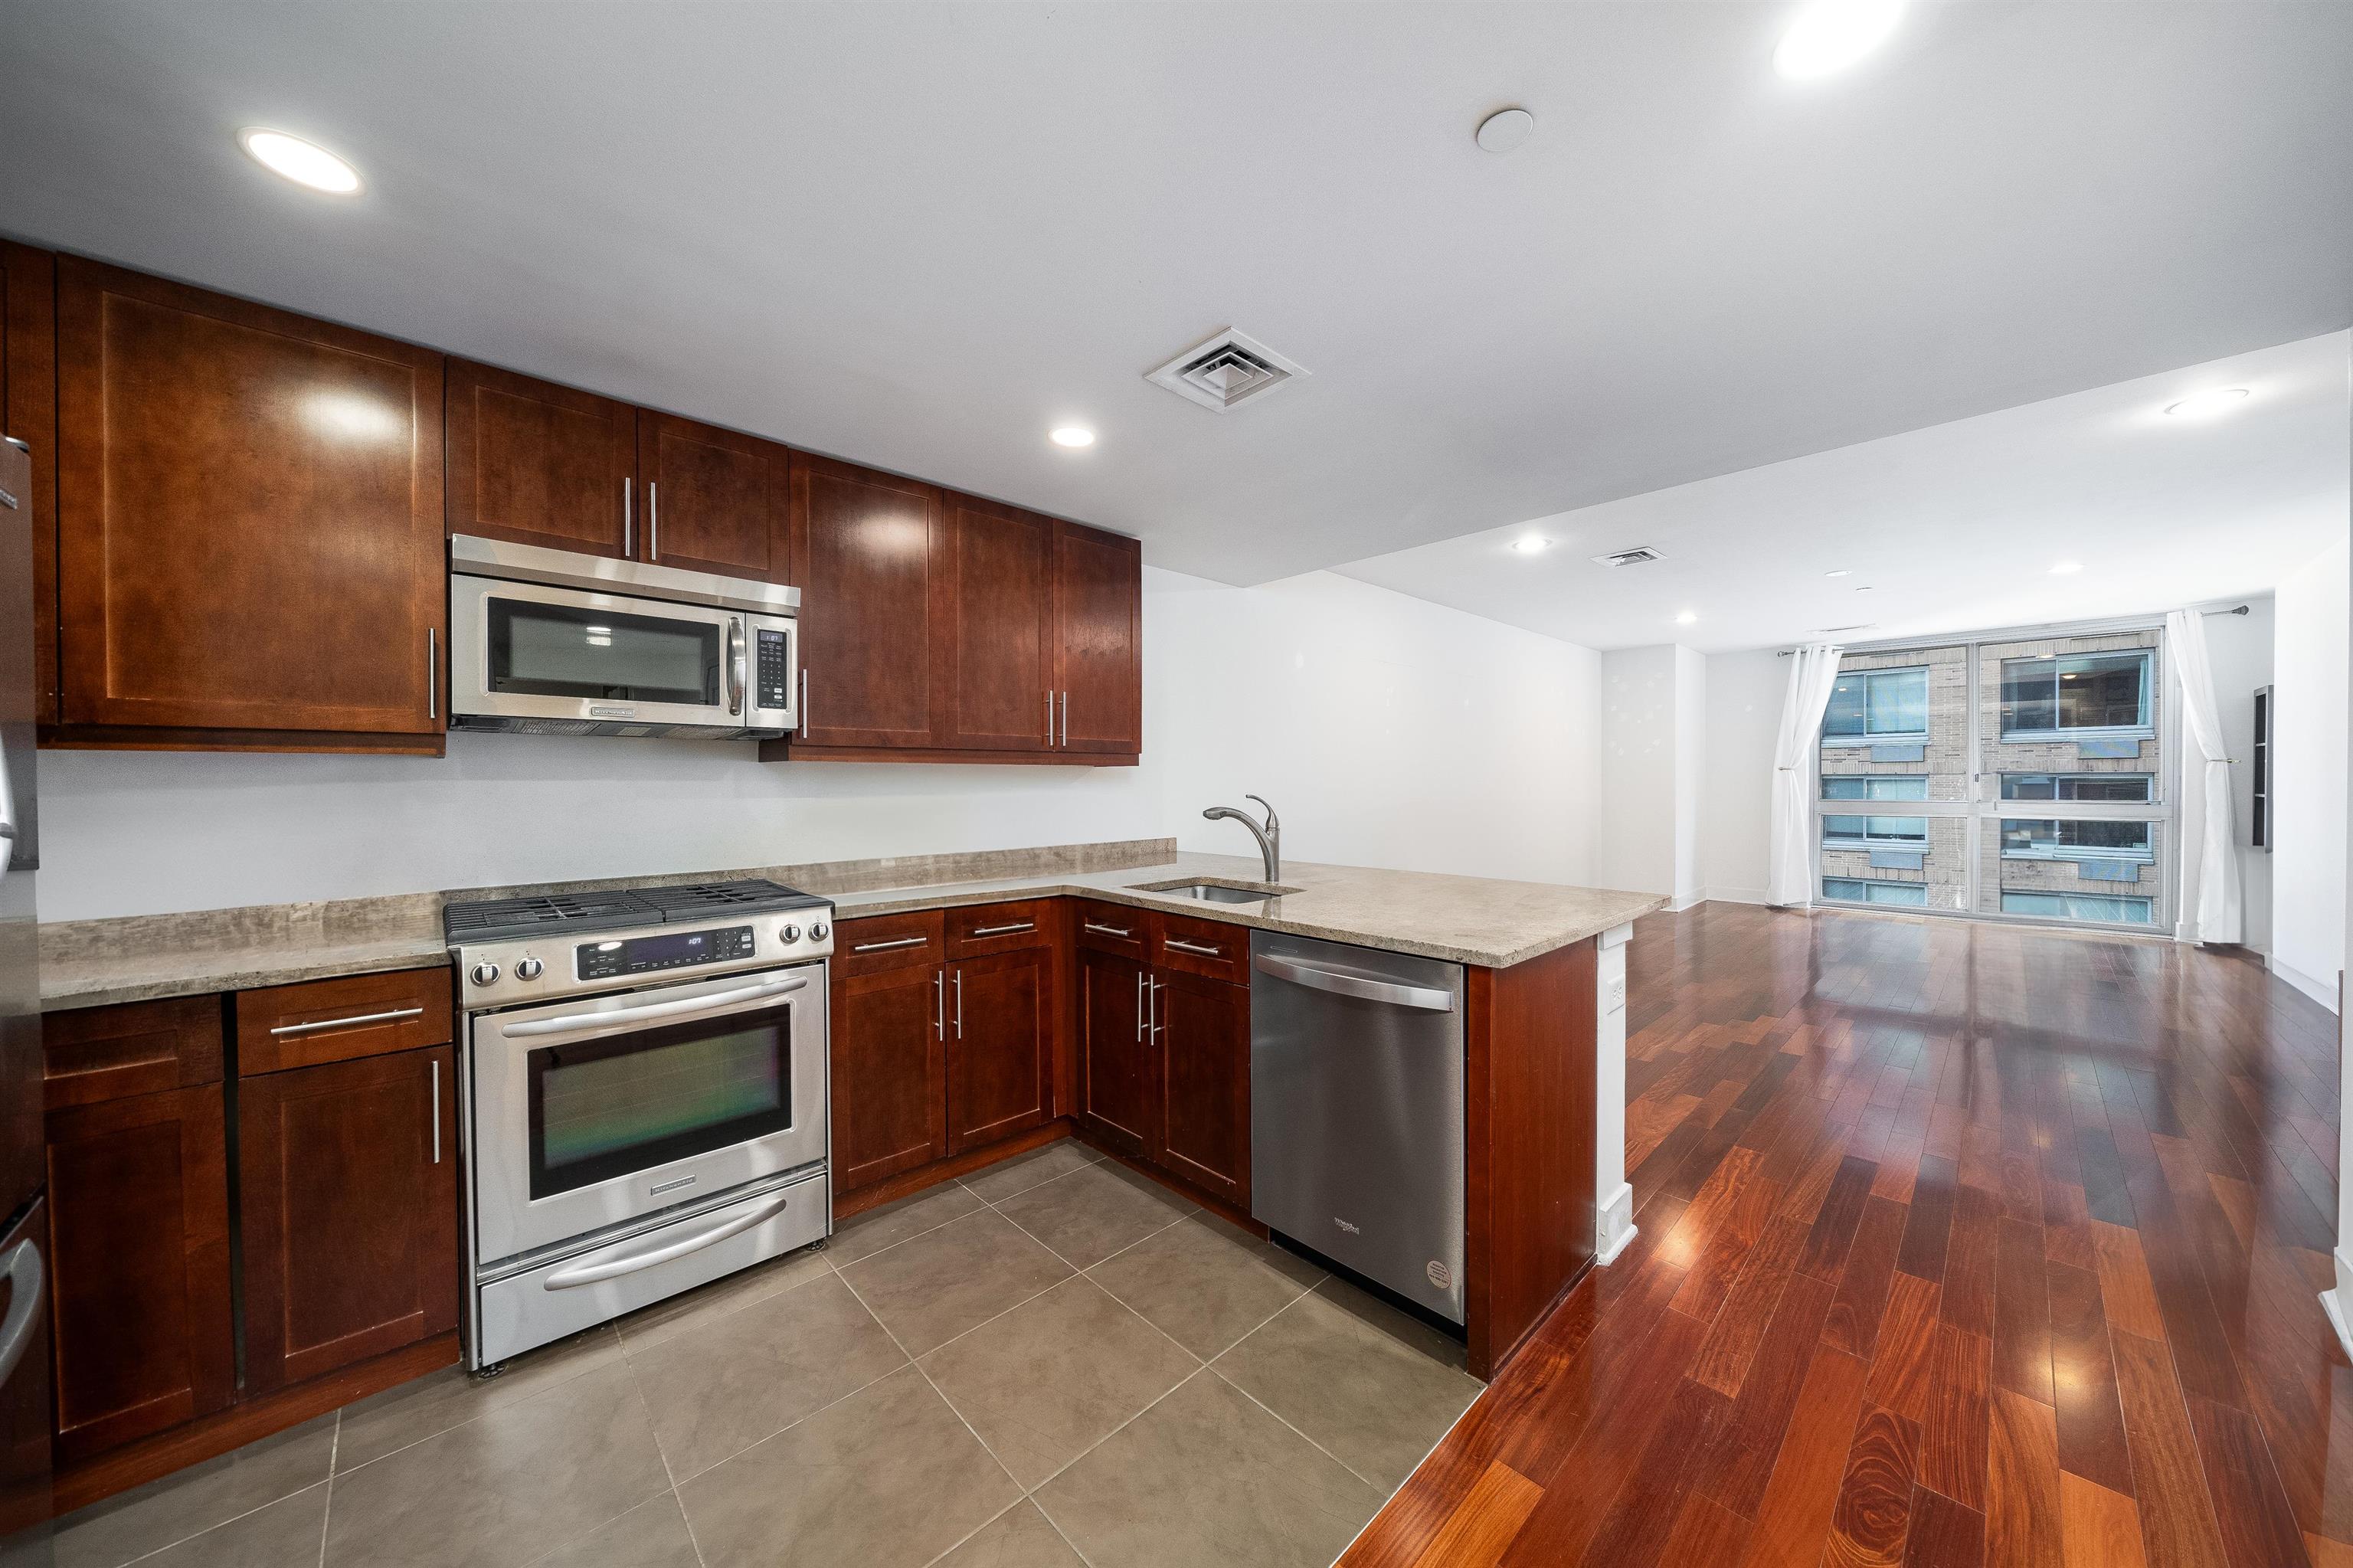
[316,1409,339,1568]
[510,1358,683,1568]
[614,1243,837,1362]
[330,1324,624,1482]
[1188,1285,1411,1493]
[620,1350,703,1568]
[102,1419,346,1568]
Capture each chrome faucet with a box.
[1202,796,1281,883]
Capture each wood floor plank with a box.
[1919,1324,1994,1513]
[1990,1216,2054,1406]
[1822,1403,1920,1568]
[2059,1474,2148,1568]
[2181,1391,2314,1568]
[2046,1258,2134,1497]
[1904,1486,1988,1568]
[1900,1155,1962,1285]
[1406,1460,1544,1568]
[2090,1221,2165,1342]
[1693,1272,1838,1517]
[2110,1331,2230,1568]
[1737,1345,1872,1568]
[1828,1196,1912,1360]
[1694,1216,1814,1397]
[1867,1272,1945,1426]
[1987,1387,2064,1568]
[1944,1185,2003,1340]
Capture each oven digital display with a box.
[577,925,757,981]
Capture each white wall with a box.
[2184,596,2276,955]
[1673,647,1707,905]
[35,567,1610,921]
[1699,649,1786,906]
[2270,539,2349,1008]
[1595,644,1707,904]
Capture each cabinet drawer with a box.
[836,910,945,977]
[1072,901,1148,959]
[1152,913,1247,986]
[44,995,223,1109]
[236,967,454,1075]
[944,899,1054,959]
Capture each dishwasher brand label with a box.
[1333,1216,1360,1236]
[1426,1260,1453,1290]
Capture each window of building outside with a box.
[1821,776,1930,846]
[1824,877,1929,908]
[1824,666,1929,741]
[1998,651,2152,737]
[1998,819,2155,862]
[1998,774,2155,802]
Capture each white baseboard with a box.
[1595,1181,1636,1265]
[2325,1288,2353,1364]
[2270,954,2340,1013]
[1668,889,1707,913]
[1701,885,1770,907]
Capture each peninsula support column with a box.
[1595,921,1636,1265]
[2327,502,2353,1359]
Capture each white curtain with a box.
[1768,643,1846,908]
[2165,609,2245,944]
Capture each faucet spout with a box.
[1201,797,1281,883]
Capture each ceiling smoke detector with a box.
[1591,546,1664,567]
[1145,329,1308,414]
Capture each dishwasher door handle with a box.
[1252,954,1457,1012]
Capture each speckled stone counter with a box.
[38,837,1662,1010]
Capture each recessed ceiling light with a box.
[237,127,362,194]
[2050,561,2083,575]
[1675,611,1698,625]
[1049,426,1095,448]
[2162,387,2250,420]
[1824,569,1851,578]
[1474,107,1536,153]
[1774,0,1906,80]
[1510,537,1551,555]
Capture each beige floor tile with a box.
[627,1270,907,1478]
[838,1210,1072,1355]
[961,1140,1103,1204]
[323,1358,669,1568]
[528,1491,701,1568]
[54,1412,335,1568]
[921,1277,1196,1488]
[1088,1215,1322,1360]
[134,1483,327,1568]
[678,1366,1019,1568]
[1034,1369,1379,1568]
[990,1162,1193,1269]
[828,1180,986,1265]
[335,1325,623,1473]
[932,1501,1088,1567]
[1209,1278,1481,1491]
[610,1240,833,1351]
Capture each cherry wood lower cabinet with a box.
[945,945,1053,1154]
[1075,944,1154,1163]
[1149,969,1249,1208]
[830,925,950,1193]
[238,1046,458,1393]
[41,1081,234,1465]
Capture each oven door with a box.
[467,964,828,1264]
[450,573,750,730]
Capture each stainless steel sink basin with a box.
[1129,879,1300,904]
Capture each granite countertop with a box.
[38,840,1663,1010]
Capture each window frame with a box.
[1820,666,1932,747]
[1820,774,1932,848]
[1998,773,2155,804]
[1997,817,2158,866]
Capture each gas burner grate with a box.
[442,892,651,943]
[633,879,826,917]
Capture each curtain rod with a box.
[1771,606,2231,656]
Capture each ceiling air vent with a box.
[1146,329,1308,414]
[1591,546,1664,568]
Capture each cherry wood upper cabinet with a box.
[0,242,58,725]
[941,493,1054,752]
[790,454,949,749]
[53,259,445,750]
[1053,522,1142,756]
[636,411,790,582]
[444,359,633,558]
[238,1046,459,1393]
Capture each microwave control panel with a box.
[577,924,757,982]
[756,628,791,710]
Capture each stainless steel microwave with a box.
[447,535,798,738]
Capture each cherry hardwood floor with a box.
[1340,901,2348,1568]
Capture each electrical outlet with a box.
[1604,974,1627,1013]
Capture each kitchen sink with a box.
[1129,879,1301,904]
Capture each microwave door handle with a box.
[725,620,745,717]
[499,975,808,1039]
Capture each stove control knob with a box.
[470,961,501,987]
[777,923,802,944]
[515,957,545,981]
[809,921,830,942]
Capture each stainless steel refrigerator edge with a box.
[0,435,54,1565]
[1248,929,1467,1324]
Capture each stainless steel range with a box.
[447,879,833,1369]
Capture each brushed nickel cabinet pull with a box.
[852,935,929,954]
[1163,938,1223,957]
[967,921,1036,938]
[269,1005,424,1037]
[427,628,438,720]
[622,476,633,556]
[1084,921,1134,939]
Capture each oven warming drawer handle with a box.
[539,1193,793,1291]
[498,976,810,1039]
[1251,954,1457,1012]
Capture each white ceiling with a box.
[0,2,2345,587]
[1337,332,2351,652]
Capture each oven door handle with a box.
[539,1192,793,1290]
[498,976,810,1039]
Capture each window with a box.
[1821,775,1929,845]
[2000,651,2151,736]
[1823,667,1929,741]
[1824,877,1929,907]
[2001,892,2153,925]
[1999,774,2153,803]
[1999,818,2155,862]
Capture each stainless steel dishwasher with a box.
[1249,929,1467,1324]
